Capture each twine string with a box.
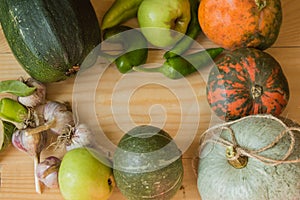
[199,115,300,166]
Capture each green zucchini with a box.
[0,0,101,83]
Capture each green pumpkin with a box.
[113,125,183,200]
[198,115,300,200]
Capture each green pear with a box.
[58,148,114,200]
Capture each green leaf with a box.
[0,120,4,149]
[0,120,16,151]
[0,80,36,97]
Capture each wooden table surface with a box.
[0,0,299,199]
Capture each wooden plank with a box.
[275,0,300,47]
[0,0,300,199]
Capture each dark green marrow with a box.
[0,0,101,82]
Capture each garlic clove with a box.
[18,78,46,108]
[36,156,61,188]
[11,130,28,153]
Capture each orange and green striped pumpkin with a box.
[206,48,289,121]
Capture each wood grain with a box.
[0,0,300,199]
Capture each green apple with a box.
[58,148,114,200]
[138,0,191,47]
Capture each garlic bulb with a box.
[18,78,46,108]
[12,129,47,156]
[66,124,93,151]
[43,101,75,135]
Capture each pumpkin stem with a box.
[226,146,248,169]
[255,0,267,11]
[65,65,80,76]
[251,84,263,99]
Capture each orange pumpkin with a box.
[198,0,282,50]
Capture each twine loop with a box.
[199,115,300,166]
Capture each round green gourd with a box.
[0,0,101,83]
[197,115,300,200]
[113,125,183,200]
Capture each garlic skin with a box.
[18,78,46,108]
[36,156,61,188]
[43,101,75,135]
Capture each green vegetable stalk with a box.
[164,0,201,59]
[101,0,144,30]
[133,47,224,79]
[101,26,148,73]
